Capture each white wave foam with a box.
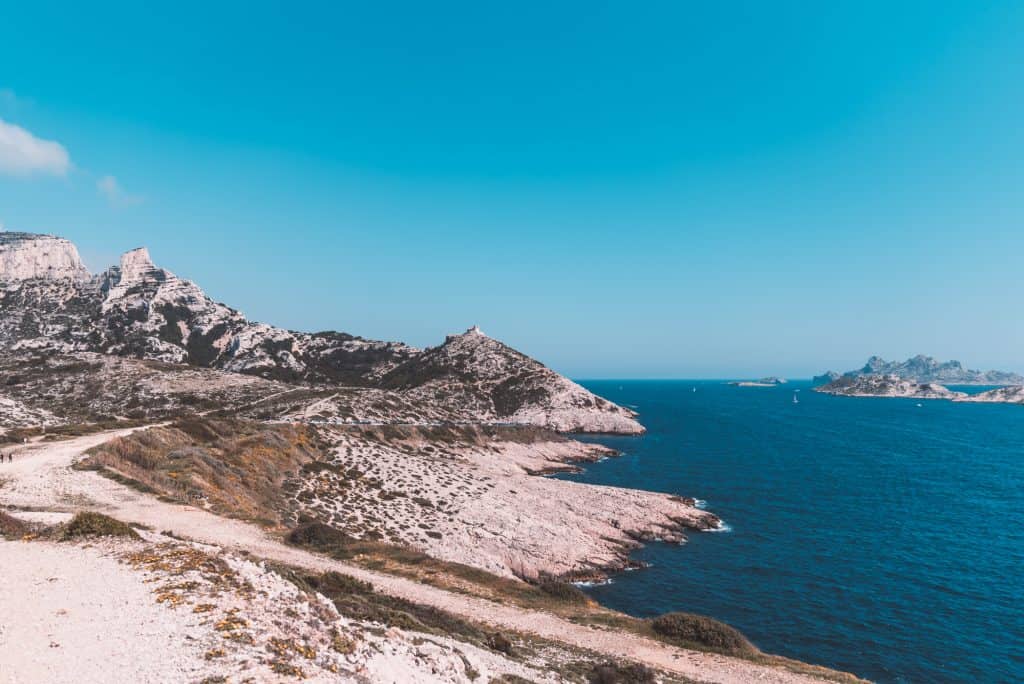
[573,578,615,587]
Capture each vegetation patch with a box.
[586,661,657,684]
[80,418,327,525]
[649,612,756,656]
[285,520,598,613]
[537,577,590,604]
[60,512,140,540]
[0,510,37,539]
[301,569,488,644]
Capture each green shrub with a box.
[287,521,359,556]
[537,578,590,604]
[586,661,656,684]
[61,512,140,540]
[306,571,374,596]
[486,632,516,656]
[649,612,755,655]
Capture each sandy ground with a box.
[0,430,840,684]
[0,537,551,684]
[0,541,211,683]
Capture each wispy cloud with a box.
[97,174,143,207]
[0,118,70,176]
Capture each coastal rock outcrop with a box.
[954,385,1024,404]
[816,374,967,400]
[729,376,787,387]
[380,325,644,434]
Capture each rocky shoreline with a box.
[289,424,721,581]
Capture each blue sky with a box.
[1,2,1022,378]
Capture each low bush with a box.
[0,511,35,539]
[60,512,140,541]
[649,611,756,655]
[305,571,374,597]
[537,578,590,604]
[287,521,359,556]
[486,632,516,656]
[586,661,656,684]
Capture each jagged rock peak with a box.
[0,232,90,282]
[120,246,158,277]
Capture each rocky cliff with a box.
[0,233,641,433]
[0,232,89,281]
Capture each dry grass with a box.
[0,510,37,539]
[286,520,598,612]
[79,418,324,525]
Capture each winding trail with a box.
[0,429,841,684]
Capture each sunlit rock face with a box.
[0,232,89,282]
[0,232,642,433]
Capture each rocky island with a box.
[817,355,1024,386]
[954,385,1024,405]
[813,355,1024,405]
[815,374,967,400]
[729,376,787,387]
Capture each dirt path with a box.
[0,541,213,684]
[0,430,836,684]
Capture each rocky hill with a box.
[815,374,967,400]
[817,355,1024,386]
[954,385,1024,405]
[380,326,642,433]
[0,232,640,433]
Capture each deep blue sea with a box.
[567,380,1023,684]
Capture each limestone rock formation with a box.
[0,232,641,433]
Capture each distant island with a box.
[817,374,967,400]
[729,376,787,387]
[813,357,1024,405]
[814,355,1024,386]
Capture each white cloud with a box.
[97,174,143,207]
[0,118,70,176]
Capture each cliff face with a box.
[0,233,89,281]
[0,233,641,433]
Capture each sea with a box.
[562,380,1023,684]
